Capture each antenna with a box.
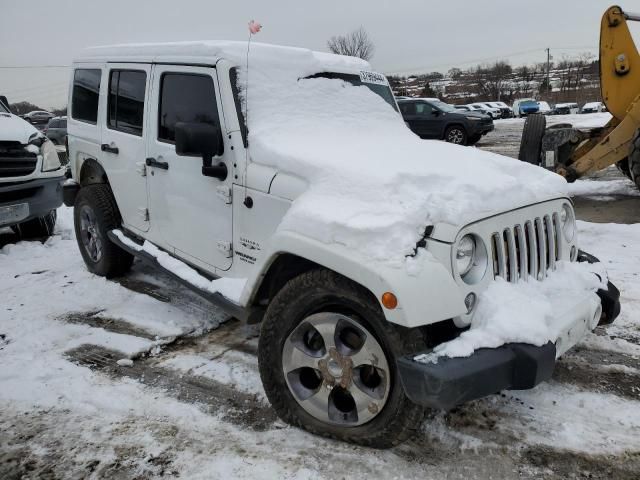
[243,20,262,207]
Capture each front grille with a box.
[491,214,561,282]
[0,141,38,178]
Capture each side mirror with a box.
[431,109,440,116]
[175,122,227,180]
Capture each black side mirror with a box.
[431,109,440,116]
[175,122,227,180]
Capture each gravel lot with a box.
[1,115,639,479]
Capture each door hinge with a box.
[216,185,232,204]
[138,207,149,222]
[136,161,147,177]
[217,240,232,257]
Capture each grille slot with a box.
[0,141,38,178]
[492,216,560,282]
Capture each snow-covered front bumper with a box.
[397,265,620,411]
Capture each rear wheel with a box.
[518,114,546,165]
[444,125,467,145]
[74,184,133,277]
[258,269,424,448]
[629,129,640,190]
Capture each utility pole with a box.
[545,47,551,96]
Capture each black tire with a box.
[73,184,133,278]
[616,159,631,179]
[444,125,467,145]
[13,210,57,238]
[258,269,425,448]
[629,129,640,190]
[518,114,546,165]
[468,133,482,145]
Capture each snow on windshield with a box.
[235,43,568,267]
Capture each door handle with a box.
[145,157,169,170]
[101,143,119,154]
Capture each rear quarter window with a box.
[72,69,101,124]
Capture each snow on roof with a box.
[76,40,369,73]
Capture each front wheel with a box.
[444,126,467,145]
[73,184,133,277]
[258,269,424,448]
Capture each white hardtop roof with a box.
[74,40,370,73]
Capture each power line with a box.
[0,65,71,69]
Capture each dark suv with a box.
[44,116,67,145]
[398,99,493,145]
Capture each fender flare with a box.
[241,231,466,328]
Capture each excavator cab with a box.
[519,5,640,189]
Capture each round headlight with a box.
[456,235,476,276]
[560,203,575,241]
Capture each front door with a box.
[101,64,151,233]
[146,65,233,271]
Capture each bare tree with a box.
[327,27,375,61]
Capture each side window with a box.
[108,70,146,136]
[415,103,433,115]
[400,102,416,115]
[60,119,67,129]
[158,73,220,144]
[72,69,101,124]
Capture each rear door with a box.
[146,65,233,271]
[101,64,151,233]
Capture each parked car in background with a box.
[581,101,605,114]
[537,101,552,115]
[484,101,513,118]
[454,105,472,112]
[469,102,501,119]
[399,98,493,145]
[44,116,67,145]
[552,102,579,115]
[512,99,539,117]
[22,110,54,126]
[0,100,64,238]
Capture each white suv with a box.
[0,101,65,237]
[64,42,620,448]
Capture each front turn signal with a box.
[381,292,398,310]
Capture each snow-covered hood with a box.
[230,43,570,268]
[0,112,39,144]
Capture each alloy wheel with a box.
[282,312,391,426]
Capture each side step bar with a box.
[107,230,250,321]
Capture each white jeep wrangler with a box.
[0,99,65,237]
[64,42,620,448]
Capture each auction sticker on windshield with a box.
[359,71,387,85]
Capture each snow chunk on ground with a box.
[112,230,246,303]
[415,261,606,361]
[568,177,640,197]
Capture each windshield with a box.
[522,100,538,107]
[306,72,398,112]
[429,100,456,113]
[0,101,8,113]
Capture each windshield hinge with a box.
[217,241,232,257]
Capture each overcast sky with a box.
[1,0,635,109]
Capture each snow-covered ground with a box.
[1,200,639,478]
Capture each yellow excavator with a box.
[519,5,640,189]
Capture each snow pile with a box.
[230,43,569,267]
[415,261,607,361]
[112,229,246,303]
[567,177,640,197]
